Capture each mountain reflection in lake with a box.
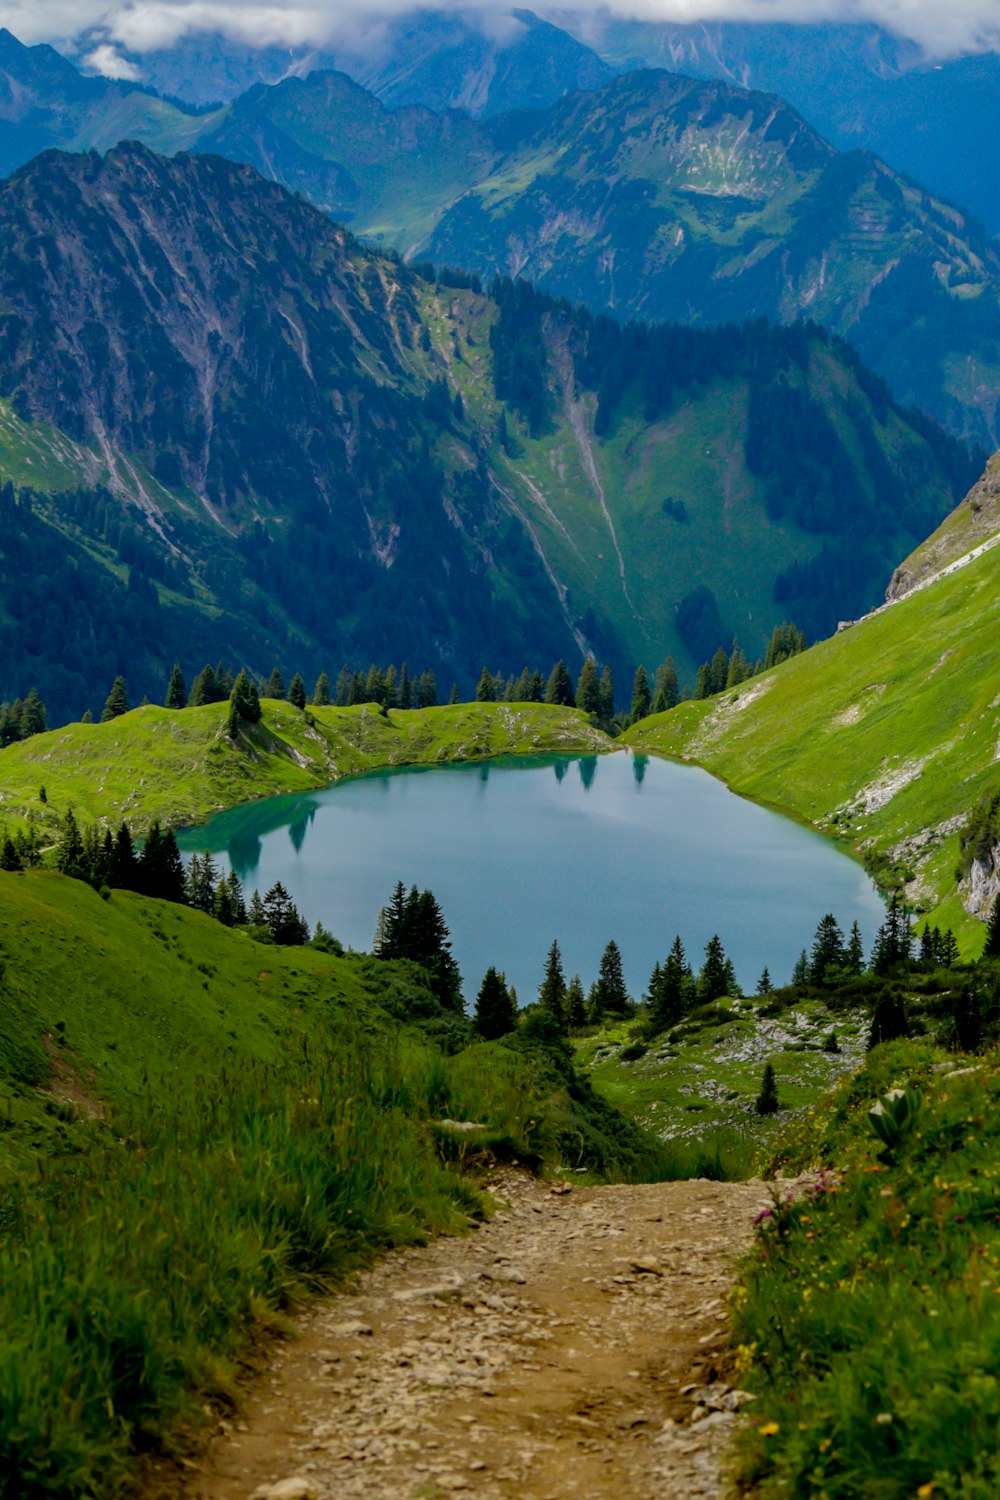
[178,752,886,1000]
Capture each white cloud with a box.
[81,41,142,78]
[6,0,1000,62]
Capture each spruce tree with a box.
[449,683,460,704]
[109,822,138,890]
[398,664,412,709]
[629,666,651,723]
[939,929,960,968]
[189,664,220,706]
[544,660,576,708]
[474,968,517,1040]
[384,666,399,708]
[984,896,1000,959]
[228,669,262,736]
[288,673,307,711]
[709,646,730,695]
[476,667,497,702]
[598,666,615,722]
[364,664,386,704]
[593,940,630,1016]
[165,663,187,709]
[0,835,22,872]
[809,914,846,985]
[791,949,809,986]
[576,658,600,715]
[248,889,267,927]
[755,1063,780,1116]
[565,974,586,1028]
[530,670,545,703]
[101,676,130,722]
[846,920,865,975]
[648,939,691,1032]
[693,663,713,700]
[513,667,534,702]
[267,667,286,700]
[417,671,438,708]
[756,967,774,995]
[263,881,309,945]
[56,809,86,880]
[652,657,679,714]
[538,939,567,1026]
[699,935,732,1002]
[334,666,352,706]
[867,987,909,1049]
[313,671,331,706]
[19,687,47,737]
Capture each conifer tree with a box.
[109,822,138,889]
[629,665,651,723]
[398,664,412,709]
[56,808,86,880]
[19,687,47,737]
[809,914,846,984]
[474,968,517,1040]
[791,949,809,986]
[263,881,309,945]
[365,664,386,704]
[228,669,262,736]
[648,938,691,1032]
[699,935,732,1002]
[0,835,22,872]
[384,666,398,708]
[597,666,615,721]
[984,896,1000,959]
[565,974,586,1029]
[248,889,267,927]
[288,673,307,710]
[755,1063,780,1116]
[592,940,630,1016]
[693,663,713,700]
[512,667,533,702]
[449,683,460,704]
[867,987,909,1049]
[544,660,575,708]
[846,920,865,974]
[756,966,774,995]
[417,671,438,708]
[334,666,352,706]
[871,895,913,974]
[652,657,679,714]
[165,663,187,709]
[101,676,130,722]
[476,667,497,702]
[538,939,567,1026]
[530,669,545,703]
[267,667,286,700]
[576,658,600,715]
[189,664,220,706]
[939,929,960,968]
[313,671,331,706]
[709,646,730,695]
[186,850,218,914]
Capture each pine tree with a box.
[228,669,262,737]
[598,666,615,722]
[165,663,187,709]
[19,687,47,737]
[313,671,331,706]
[809,914,846,985]
[576,658,600,715]
[592,940,630,1016]
[538,939,567,1026]
[699,935,732,1002]
[288,673,307,711]
[755,1063,780,1116]
[565,974,586,1028]
[651,657,679,714]
[984,896,1000,959]
[267,667,286,700]
[846,920,865,974]
[189,664,220,706]
[101,676,130,722]
[629,666,651,723]
[474,968,517,1040]
[545,661,575,708]
[56,808,86,880]
[756,967,774,995]
[476,667,497,702]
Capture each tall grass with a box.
[0,1034,524,1499]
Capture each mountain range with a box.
[0,143,977,721]
[2,28,998,446]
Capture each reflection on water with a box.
[178,752,885,1000]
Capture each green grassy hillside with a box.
[623,537,1000,946]
[0,699,610,838]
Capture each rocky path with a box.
[172,1171,772,1500]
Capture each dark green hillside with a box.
[0,143,978,717]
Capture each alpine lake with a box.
[176,752,887,1000]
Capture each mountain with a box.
[185,67,1000,448]
[94,9,613,116]
[0,144,976,722]
[567,16,1000,237]
[623,445,1000,943]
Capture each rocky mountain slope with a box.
[0,145,977,720]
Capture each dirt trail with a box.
[172,1171,772,1500]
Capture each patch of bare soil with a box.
[164,1171,771,1500]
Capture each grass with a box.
[623,537,1000,946]
[732,1037,1000,1498]
[0,699,612,839]
[0,866,689,1495]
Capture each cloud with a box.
[7,0,1000,63]
[81,41,142,78]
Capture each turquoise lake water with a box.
[178,752,886,1001]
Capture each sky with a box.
[7,0,1000,69]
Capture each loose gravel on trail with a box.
[173,1170,773,1500]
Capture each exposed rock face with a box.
[886,450,1000,605]
[962,846,1000,920]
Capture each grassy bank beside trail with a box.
[733,1039,1000,1498]
[623,542,1000,948]
[0,699,611,839]
[0,868,676,1497]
